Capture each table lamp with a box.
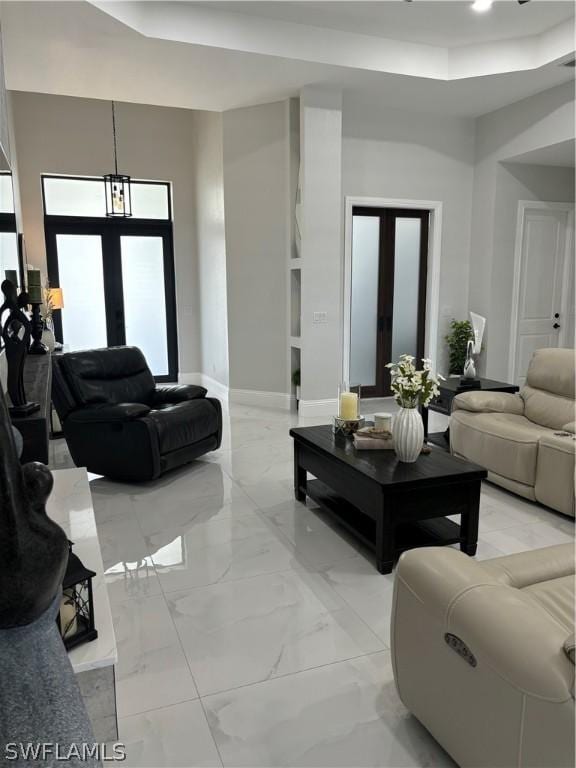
[47,287,64,312]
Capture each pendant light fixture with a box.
[104,101,132,217]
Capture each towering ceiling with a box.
[2,1,574,115]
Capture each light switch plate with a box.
[313,311,328,324]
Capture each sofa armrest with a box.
[452,391,524,415]
[395,548,574,702]
[67,403,151,424]
[153,384,207,405]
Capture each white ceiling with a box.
[2,1,574,116]
[203,1,575,48]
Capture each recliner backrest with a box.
[57,347,155,409]
[521,348,575,429]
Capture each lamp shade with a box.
[47,287,64,310]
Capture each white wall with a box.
[342,92,476,375]
[223,100,289,397]
[190,110,229,388]
[471,81,575,379]
[299,87,343,408]
[10,91,203,377]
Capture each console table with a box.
[424,376,520,449]
[47,468,118,742]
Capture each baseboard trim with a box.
[179,372,229,401]
[229,388,292,411]
[298,398,338,418]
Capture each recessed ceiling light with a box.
[472,0,493,11]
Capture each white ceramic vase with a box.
[393,407,424,463]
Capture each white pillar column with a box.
[299,86,343,416]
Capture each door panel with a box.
[46,219,178,381]
[391,217,422,364]
[350,216,380,388]
[349,207,428,398]
[56,234,108,351]
[120,235,169,377]
[514,208,569,386]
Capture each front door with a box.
[43,176,178,381]
[349,207,429,397]
[512,205,574,387]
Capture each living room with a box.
[0,1,574,767]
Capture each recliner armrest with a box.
[452,391,524,415]
[152,384,207,405]
[395,548,574,702]
[67,403,151,424]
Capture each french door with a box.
[349,207,429,397]
[45,218,178,381]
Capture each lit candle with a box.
[340,392,358,420]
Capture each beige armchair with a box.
[392,544,575,768]
[450,348,575,517]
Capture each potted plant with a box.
[386,355,443,463]
[445,319,474,376]
[292,369,301,402]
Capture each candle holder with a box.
[333,415,365,438]
[333,382,364,437]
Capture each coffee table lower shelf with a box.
[306,479,462,565]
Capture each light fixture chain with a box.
[111,100,119,176]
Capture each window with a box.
[0,172,18,282]
[42,176,171,220]
[42,175,177,380]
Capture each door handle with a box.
[553,323,560,329]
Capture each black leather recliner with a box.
[52,346,222,482]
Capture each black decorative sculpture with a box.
[0,278,39,416]
[29,302,49,355]
[0,383,99,764]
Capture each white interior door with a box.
[511,204,574,387]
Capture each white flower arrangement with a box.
[386,354,444,409]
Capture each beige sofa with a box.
[450,348,575,517]
[392,544,575,768]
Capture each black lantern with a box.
[104,101,132,218]
[57,543,98,651]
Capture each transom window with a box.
[42,176,171,220]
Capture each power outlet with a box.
[313,311,328,324]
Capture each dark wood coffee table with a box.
[290,425,487,574]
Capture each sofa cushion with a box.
[522,385,574,430]
[148,399,219,454]
[60,347,155,407]
[535,432,576,518]
[525,348,575,399]
[450,411,555,486]
[481,543,575,590]
[524,575,575,636]
[522,348,575,430]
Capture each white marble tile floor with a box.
[49,399,574,767]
